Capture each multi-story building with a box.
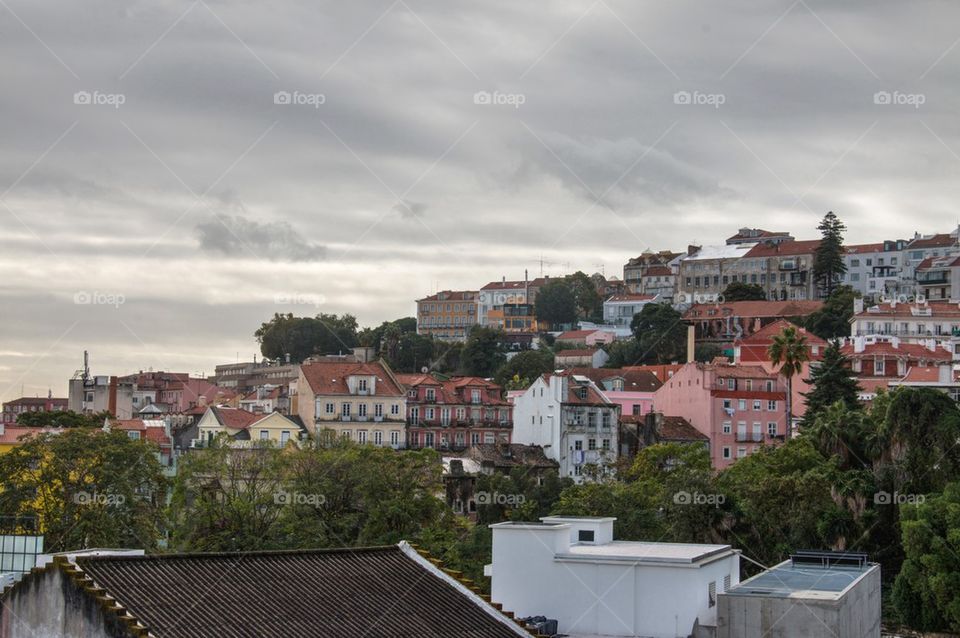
[297,360,406,447]
[653,362,788,469]
[842,240,908,300]
[212,359,300,394]
[726,227,793,245]
[415,290,479,341]
[478,275,549,332]
[841,336,952,380]
[68,368,135,420]
[397,374,511,451]
[195,406,305,447]
[851,298,960,359]
[743,239,820,301]
[900,231,960,295]
[684,300,823,347]
[623,250,683,301]
[116,370,224,415]
[238,384,289,414]
[602,293,659,328]
[677,243,758,304]
[915,255,960,301]
[2,395,67,424]
[560,367,662,418]
[511,372,620,483]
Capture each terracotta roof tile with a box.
[685,300,823,319]
[301,361,403,397]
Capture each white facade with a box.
[511,375,618,483]
[602,294,660,328]
[488,517,740,638]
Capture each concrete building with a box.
[556,328,617,347]
[554,348,610,368]
[851,299,960,359]
[415,290,479,341]
[212,358,299,394]
[899,231,960,296]
[478,275,550,332]
[603,293,659,328]
[842,240,909,300]
[558,367,663,418]
[684,300,823,350]
[1,395,67,424]
[68,372,134,420]
[623,250,683,302]
[717,551,880,638]
[678,243,759,305]
[743,239,821,301]
[511,373,619,482]
[915,254,960,301]
[488,516,740,638]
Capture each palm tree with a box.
[767,325,810,438]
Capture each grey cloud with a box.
[195,214,325,261]
[393,200,428,219]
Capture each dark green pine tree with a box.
[801,341,861,425]
[813,211,847,298]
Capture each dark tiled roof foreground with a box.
[19,544,534,638]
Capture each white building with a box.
[511,373,619,483]
[851,298,960,359]
[487,516,740,638]
[602,293,660,328]
[842,241,908,300]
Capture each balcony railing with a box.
[736,433,764,443]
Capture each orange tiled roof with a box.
[685,300,823,319]
[744,239,821,258]
[301,361,403,397]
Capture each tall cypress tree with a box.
[801,341,861,425]
[813,211,847,298]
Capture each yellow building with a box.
[196,406,305,447]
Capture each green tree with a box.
[603,339,642,367]
[813,211,847,298]
[803,286,860,340]
[893,482,960,632]
[631,303,687,364]
[460,326,506,377]
[721,281,767,302]
[493,350,554,387]
[768,325,810,437]
[16,410,112,428]
[534,280,577,330]
[565,271,603,320]
[0,429,167,552]
[255,313,359,363]
[802,341,861,424]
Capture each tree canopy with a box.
[813,211,847,298]
[255,313,360,363]
[460,326,506,377]
[721,281,767,302]
[802,285,859,340]
[630,303,687,364]
[534,280,577,330]
[493,349,554,388]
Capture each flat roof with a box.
[727,560,877,600]
[562,541,734,565]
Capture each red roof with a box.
[897,366,944,383]
[556,349,599,357]
[417,290,477,302]
[606,293,657,303]
[685,300,823,320]
[908,234,957,250]
[641,265,673,277]
[209,406,262,430]
[0,427,52,445]
[916,255,960,270]
[844,243,885,254]
[560,367,662,392]
[740,319,827,345]
[855,300,960,319]
[744,239,821,258]
[840,341,951,361]
[622,364,684,381]
[300,361,403,397]
[557,329,603,340]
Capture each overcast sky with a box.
[2,0,959,400]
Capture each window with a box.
[358,379,368,392]
[127,431,141,440]
[424,432,435,448]
[259,430,269,440]
[471,432,480,445]
[709,581,717,607]
[738,399,746,410]
[341,403,351,417]
[357,430,367,444]
[723,575,731,592]
[722,421,731,434]
[484,432,495,443]
[602,412,611,428]
[426,388,435,401]
[391,404,400,415]
[574,440,583,451]
[456,407,465,421]
[850,258,860,267]
[727,379,735,390]
[767,422,777,436]
[325,402,335,415]
[373,431,383,445]
[722,399,732,410]
[753,400,761,411]
[390,431,400,446]
[601,439,610,451]
[375,403,383,417]
[765,380,773,392]
[574,465,582,476]
[578,530,595,542]
[722,446,731,459]
[737,447,746,458]
[410,407,419,424]
[280,430,291,444]
[588,438,597,450]
[471,390,481,404]
[358,403,368,417]
[426,407,435,420]
[767,400,777,411]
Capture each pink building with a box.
[560,368,661,418]
[2,396,68,424]
[653,362,788,469]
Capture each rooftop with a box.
[744,239,821,258]
[563,541,734,564]
[728,555,877,601]
[683,243,758,261]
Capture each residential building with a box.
[718,551,880,638]
[554,348,609,368]
[559,366,662,417]
[3,543,533,638]
[1,395,67,424]
[900,230,960,295]
[67,369,135,420]
[415,290,479,341]
[238,384,289,414]
[743,239,821,300]
[915,254,960,301]
[726,227,793,245]
[117,370,224,415]
[511,373,620,482]
[195,406,305,447]
[624,363,684,384]
[843,240,909,300]
[652,362,788,469]
[0,426,58,455]
[555,328,616,346]
[489,516,740,638]
[850,299,960,358]
[478,274,550,333]
[684,300,823,348]
[397,374,511,451]
[888,364,960,402]
[297,360,406,447]
[212,358,299,394]
[602,293,659,328]
[104,418,175,475]
[677,243,758,304]
[618,411,709,459]
[623,250,683,301]
[841,336,952,380]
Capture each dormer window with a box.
[578,387,588,400]
[358,379,368,392]
[426,388,436,401]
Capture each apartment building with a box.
[602,293,659,328]
[843,240,908,299]
[623,250,683,301]
[1,395,67,424]
[726,227,794,245]
[900,231,960,295]
[915,255,960,301]
[398,374,511,450]
[743,239,820,300]
[478,275,549,333]
[684,300,823,346]
[511,373,620,483]
[415,290,479,341]
[297,360,406,447]
[677,243,758,304]
[850,299,960,358]
[653,362,788,469]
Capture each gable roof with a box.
[557,329,603,340]
[560,367,663,392]
[207,406,261,430]
[744,239,821,258]
[907,233,957,250]
[684,300,823,320]
[13,544,532,638]
[739,319,828,346]
[467,443,559,469]
[300,361,403,397]
[555,349,599,357]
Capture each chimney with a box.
[642,412,662,447]
[108,376,118,416]
[686,325,696,363]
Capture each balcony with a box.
[918,274,949,285]
[735,433,764,443]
